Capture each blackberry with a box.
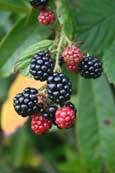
[42,105,58,121]
[29,0,49,7]
[59,56,64,66]
[47,73,72,104]
[78,56,103,79]
[13,87,40,117]
[29,51,54,81]
[64,102,77,113]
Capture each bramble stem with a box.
[54,32,64,72]
[63,31,72,46]
[39,84,47,92]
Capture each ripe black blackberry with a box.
[47,73,72,104]
[42,105,58,122]
[29,51,54,81]
[13,87,40,117]
[78,56,103,79]
[29,0,49,8]
[59,56,64,66]
[53,56,64,67]
[64,102,77,113]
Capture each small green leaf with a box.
[18,40,53,61]
[0,16,52,78]
[17,40,53,76]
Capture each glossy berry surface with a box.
[59,56,64,66]
[47,73,72,104]
[43,105,58,121]
[31,114,53,135]
[55,107,76,129]
[63,46,83,65]
[66,64,78,73]
[13,87,39,117]
[29,51,54,81]
[48,105,58,116]
[64,102,77,113]
[29,0,49,8]
[38,10,55,25]
[78,56,103,79]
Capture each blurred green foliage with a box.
[0,0,115,173]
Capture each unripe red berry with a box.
[55,107,76,129]
[38,10,55,25]
[63,46,83,65]
[31,114,53,135]
[66,64,78,73]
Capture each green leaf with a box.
[0,0,29,13]
[77,0,115,55]
[103,41,115,84]
[77,76,115,172]
[0,17,52,78]
[56,0,76,40]
[17,40,53,76]
[0,12,12,32]
[18,40,53,61]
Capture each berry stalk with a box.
[54,32,64,72]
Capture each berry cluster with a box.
[14,50,77,135]
[13,1,103,136]
[13,47,103,135]
[29,0,55,25]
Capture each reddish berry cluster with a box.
[31,114,53,135]
[56,106,76,129]
[62,45,83,73]
[38,10,55,25]
[66,64,78,73]
[29,0,55,25]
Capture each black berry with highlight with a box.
[13,87,40,117]
[78,56,103,79]
[47,73,72,104]
[29,51,54,81]
[29,0,49,8]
